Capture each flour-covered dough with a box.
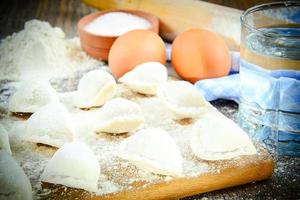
[119,128,183,177]
[0,150,32,200]
[0,124,12,155]
[118,62,168,95]
[158,81,210,119]
[75,70,117,108]
[190,111,257,160]
[8,80,58,113]
[41,141,100,192]
[23,102,74,148]
[94,98,144,134]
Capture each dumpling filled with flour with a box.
[75,70,117,108]
[41,141,100,192]
[9,80,58,113]
[0,150,32,200]
[0,124,12,155]
[190,111,257,161]
[119,128,183,177]
[23,102,74,148]
[93,98,144,134]
[158,80,210,119]
[118,62,168,95]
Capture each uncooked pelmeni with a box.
[8,80,58,113]
[23,102,74,148]
[119,128,183,177]
[94,98,144,134]
[41,141,100,192]
[118,62,168,95]
[0,124,12,155]
[0,150,32,200]
[190,111,257,160]
[75,70,117,108]
[158,80,211,119]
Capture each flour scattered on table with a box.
[0,20,102,81]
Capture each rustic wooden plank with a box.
[41,146,274,200]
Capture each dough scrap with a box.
[158,80,211,119]
[190,111,257,160]
[41,141,100,192]
[119,128,183,177]
[75,70,117,108]
[0,150,32,200]
[23,102,74,148]
[0,124,12,155]
[118,62,168,95]
[8,80,58,113]
[93,98,144,134]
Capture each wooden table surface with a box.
[0,0,299,200]
[0,0,279,39]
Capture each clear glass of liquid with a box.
[238,2,300,156]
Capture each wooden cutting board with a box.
[42,145,274,200]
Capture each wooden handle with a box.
[83,0,243,50]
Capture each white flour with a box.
[84,12,151,36]
[0,20,102,82]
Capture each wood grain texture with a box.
[83,0,243,50]
[1,1,296,200]
[0,0,278,40]
[41,146,274,200]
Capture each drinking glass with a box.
[238,2,300,156]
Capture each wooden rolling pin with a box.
[82,0,243,50]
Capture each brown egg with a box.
[108,30,166,78]
[171,28,231,83]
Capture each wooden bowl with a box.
[78,9,159,61]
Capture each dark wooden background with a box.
[0,0,279,39]
[1,0,299,200]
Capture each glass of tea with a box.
[238,2,300,156]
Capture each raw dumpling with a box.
[0,150,32,200]
[75,70,117,108]
[0,124,12,155]
[119,128,183,177]
[93,98,144,134]
[41,141,100,192]
[9,80,58,113]
[23,102,74,148]
[190,111,257,160]
[118,62,168,95]
[158,80,210,119]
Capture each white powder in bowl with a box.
[84,12,151,36]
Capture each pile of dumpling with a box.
[1,61,256,197]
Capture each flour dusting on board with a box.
[0,81,269,198]
[0,20,103,81]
